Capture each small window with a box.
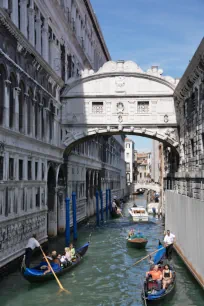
[35,162,38,180]
[92,102,103,114]
[191,139,195,157]
[0,156,3,180]
[137,101,149,113]
[9,158,14,180]
[42,163,44,180]
[19,159,23,180]
[28,160,32,180]
[36,187,40,207]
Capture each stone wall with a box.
[165,190,204,288]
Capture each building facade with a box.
[165,39,204,288]
[136,152,151,183]
[124,138,134,184]
[0,0,126,268]
[151,140,160,183]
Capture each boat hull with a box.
[127,238,148,249]
[111,211,121,219]
[21,242,89,283]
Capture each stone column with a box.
[38,103,43,140]
[11,0,19,27]
[42,18,49,62]
[14,87,21,132]
[28,0,35,46]
[20,0,28,38]
[35,10,42,54]
[24,93,29,135]
[1,0,8,9]
[32,99,36,138]
[3,80,11,128]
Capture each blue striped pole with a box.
[96,190,100,226]
[72,192,77,240]
[106,189,109,218]
[65,197,70,246]
[100,190,104,222]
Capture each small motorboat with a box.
[21,242,89,283]
[141,242,176,303]
[126,233,148,249]
[128,206,148,222]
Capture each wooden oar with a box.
[40,246,71,294]
[132,246,165,266]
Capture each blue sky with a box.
[91,0,204,151]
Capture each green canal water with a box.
[0,197,204,306]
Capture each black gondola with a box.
[21,242,89,283]
[141,242,176,303]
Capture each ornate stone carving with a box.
[115,76,125,91]
[116,102,124,112]
[164,114,169,123]
[118,115,123,123]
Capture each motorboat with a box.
[128,206,148,222]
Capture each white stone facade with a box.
[125,138,134,183]
[0,0,125,268]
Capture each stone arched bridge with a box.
[134,183,160,193]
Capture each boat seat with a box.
[147,280,160,291]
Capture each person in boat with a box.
[25,234,40,268]
[133,203,137,207]
[146,265,162,290]
[128,229,135,238]
[164,230,176,260]
[65,247,72,262]
[162,264,173,290]
[44,250,61,274]
[112,199,118,212]
[69,243,76,261]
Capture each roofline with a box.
[84,0,111,61]
[174,37,204,96]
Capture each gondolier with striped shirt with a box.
[164,230,176,260]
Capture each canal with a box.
[0,196,204,306]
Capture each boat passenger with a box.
[65,247,72,262]
[128,229,134,238]
[146,265,162,290]
[69,244,76,261]
[162,264,172,290]
[112,200,118,212]
[43,251,61,274]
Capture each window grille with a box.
[92,102,103,114]
[137,101,149,113]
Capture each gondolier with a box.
[25,234,40,267]
[164,230,176,260]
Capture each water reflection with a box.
[0,197,204,306]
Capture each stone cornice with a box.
[0,8,64,88]
[174,38,204,101]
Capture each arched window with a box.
[0,64,7,125]
[19,81,25,132]
[27,89,33,135]
[9,73,16,129]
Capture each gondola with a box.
[110,209,122,219]
[141,242,176,303]
[21,242,89,283]
[126,234,148,249]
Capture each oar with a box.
[40,246,71,294]
[132,246,165,266]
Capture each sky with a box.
[91,0,204,151]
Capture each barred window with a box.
[137,101,149,113]
[92,102,103,114]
